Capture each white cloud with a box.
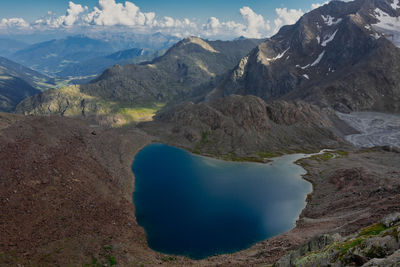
[274,8,304,33]
[63,2,88,26]
[32,1,87,28]
[202,7,270,39]
[239,6,271,38]
[311,2,329,10]
[0,0,337,39]
[0,17,30,29]
[84,0,155,27]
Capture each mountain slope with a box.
[16,37,264,123]
[0,57,54,112]
[141,95,344,156]
[80,37,264,104]
[209,0,400,112]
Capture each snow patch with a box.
[301,64,310,70]
[303,74,310,79]
[392,0,400,10]
[267,47,290,61]
[311,51,325,67]
[371,32,381,39]
[316,36,321,44]
[321,15,342,26]
[321,29,338,46]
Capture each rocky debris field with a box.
[337,112,400,148]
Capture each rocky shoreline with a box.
[1,113,400,266]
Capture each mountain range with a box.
[2,0,400,266]
[3,33,179,78]
[16,37,264,124]
[15,0,400,150]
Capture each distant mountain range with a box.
[2,33,179,78]
[10,36,116,76]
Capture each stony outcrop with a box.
[274,213,400,267]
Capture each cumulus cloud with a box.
[62,2,88,26]
[0,0,335,39]
[33,1,87,28]
[239,7,271,38]
[84,0,155,27]
[274,8,304,33]
[202,7,270,39]
[0,17,30,29]
[311,2,329,10]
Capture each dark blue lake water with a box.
[132,143,312,259]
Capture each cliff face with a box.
[210,0,400,112]
[142,95,343,156]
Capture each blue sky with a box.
[0,0,324,21]
[0,0,330,39]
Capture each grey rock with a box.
[362,249,400,267]
[381,213,400,228]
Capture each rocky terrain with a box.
[141,95,345,157]
[1,113,400,266]
[208,0,400,113]
[274,213,400,266]
[0,113,158,266]
[2,0,400,266]
[337,111,400,148]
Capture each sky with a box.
[0,0,332,39]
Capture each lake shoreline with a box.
[130,142,400,266]
[2,114,400,266]
[132,143,319,260]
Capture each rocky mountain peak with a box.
[208,0,400,112]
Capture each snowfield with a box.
[337,112,400,148]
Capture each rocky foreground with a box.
[1,113,400,266]
[274,213,400,266]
